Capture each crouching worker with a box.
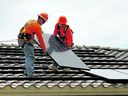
[53,16,73,48]
[18,12,48,77]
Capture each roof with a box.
[0,43,128,95]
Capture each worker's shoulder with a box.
[26,19,39,26]
[25,19,41,29]
[26,19,36,24]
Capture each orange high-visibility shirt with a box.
[53,23,73,48]
[24,20,46,52]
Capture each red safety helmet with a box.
[38,12,48,21]
[58,16,68,24]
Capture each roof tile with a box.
[0,43,128,89]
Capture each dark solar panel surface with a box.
[35,34,89,70]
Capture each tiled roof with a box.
[0,43,128,89]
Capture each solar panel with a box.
[34,33,89,70]
[85,69,128,79]
[115,69,128,75]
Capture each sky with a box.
[0,0,128,48]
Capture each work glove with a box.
[43,50,49,55]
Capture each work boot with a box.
[48,64,58,71]
[33,74,40,78]
[24,71,27,76]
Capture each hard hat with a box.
[39,12,48,21]
[58,16,67,24]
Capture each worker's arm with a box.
[53,24,58,36]
[65,27,73,48]
[36,32,46,52]
[34,24,46,52]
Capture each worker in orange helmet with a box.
[18,12,48,77]
[53,16,73,48]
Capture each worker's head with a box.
[58,16,67,24]
[38,12,48,25]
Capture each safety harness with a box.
[57,24,74,47]
[18,20,36,48]
[57,24,69,41]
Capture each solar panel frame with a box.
[34,33,90,70]
[85,69,128,80]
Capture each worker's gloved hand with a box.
[43,50,49,55]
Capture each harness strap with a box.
[18,33,33,48]
[18,33,33,42]
[57,24,69,41]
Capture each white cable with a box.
[0,39,17,43]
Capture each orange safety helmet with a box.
[58,16,68,24]
[39,12,48,21]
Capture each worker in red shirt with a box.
[18,12,48,77]
[53,16,73,48]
